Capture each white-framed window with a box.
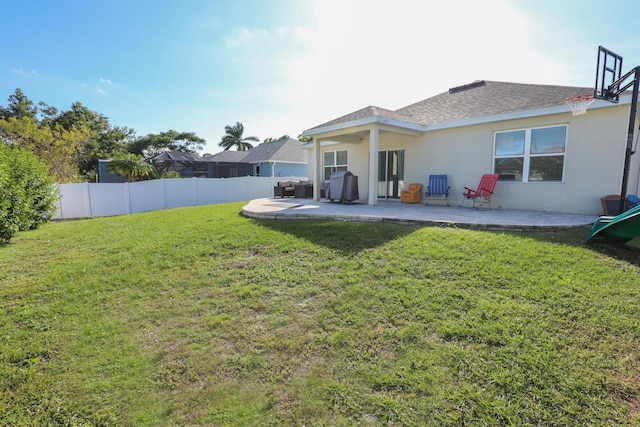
[323,149,348,180]
[493,125,567,182]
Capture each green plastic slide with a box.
[585,203,640,243]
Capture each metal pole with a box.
[618,66,640,214]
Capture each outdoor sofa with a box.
[273,180,313,198]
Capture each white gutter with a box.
[301,115,423,137]
[300,141,341,150]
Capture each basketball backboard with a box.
[595,46,623,103]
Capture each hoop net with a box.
[566,95,595,116]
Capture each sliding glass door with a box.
[377,149,405,199]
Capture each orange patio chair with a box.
[462,174,499,208]
[400,183,422,204]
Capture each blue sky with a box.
[3,0,640,154]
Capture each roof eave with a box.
[302,115,422,137]
[302,92,633,138]
[301,141,343,150]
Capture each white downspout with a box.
[313,138,322,201]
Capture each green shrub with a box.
[162,170,182,179]
[0,144,58,244]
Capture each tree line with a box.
[0,88,312,184]
[0,89,314,183]
[0,88,207,183]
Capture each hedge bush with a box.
[0,144,58,244]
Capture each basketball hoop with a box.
[566,94,595,116]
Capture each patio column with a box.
[313,137,322,201]
[368,126,379,206]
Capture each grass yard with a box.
[1,202,640,426]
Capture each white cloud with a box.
[224,24,309,46]
[94,78,121,96]
[13,68,39,76]
[225,27,271,47]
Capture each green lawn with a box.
[1,202,639,426]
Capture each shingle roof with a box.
[207,150,248,163]
[207,137,306,164]
[305,80,595,133]
[308,105,419,130]
[147,151,202,162]
[242,137,306,164]
[396,80,594,126]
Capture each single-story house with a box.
[147,151,212,178]
[99,137,307,181]
[203,150,251,178]
[98,152,212,182]
[207,136,308,178]
[300,80,640,215]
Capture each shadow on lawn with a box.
[256,215,640,265]
[586,240,640,266]
[523,226,640,266]
[253,217,418,256]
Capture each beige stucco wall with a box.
[306,104,640,215]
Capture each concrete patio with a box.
[242,198,598,232]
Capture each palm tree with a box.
[107,153,153,182]
[218,122,259,151]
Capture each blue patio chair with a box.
[425,174,450,206]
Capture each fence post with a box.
[124,182,131,215]
[84,182,93,218]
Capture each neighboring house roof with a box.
[207,137,306,164]
[147,151,201,163]
[304,80,597,134]
[206,150,249,163]
[242,137,306,164]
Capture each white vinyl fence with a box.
[55,176,305,220]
